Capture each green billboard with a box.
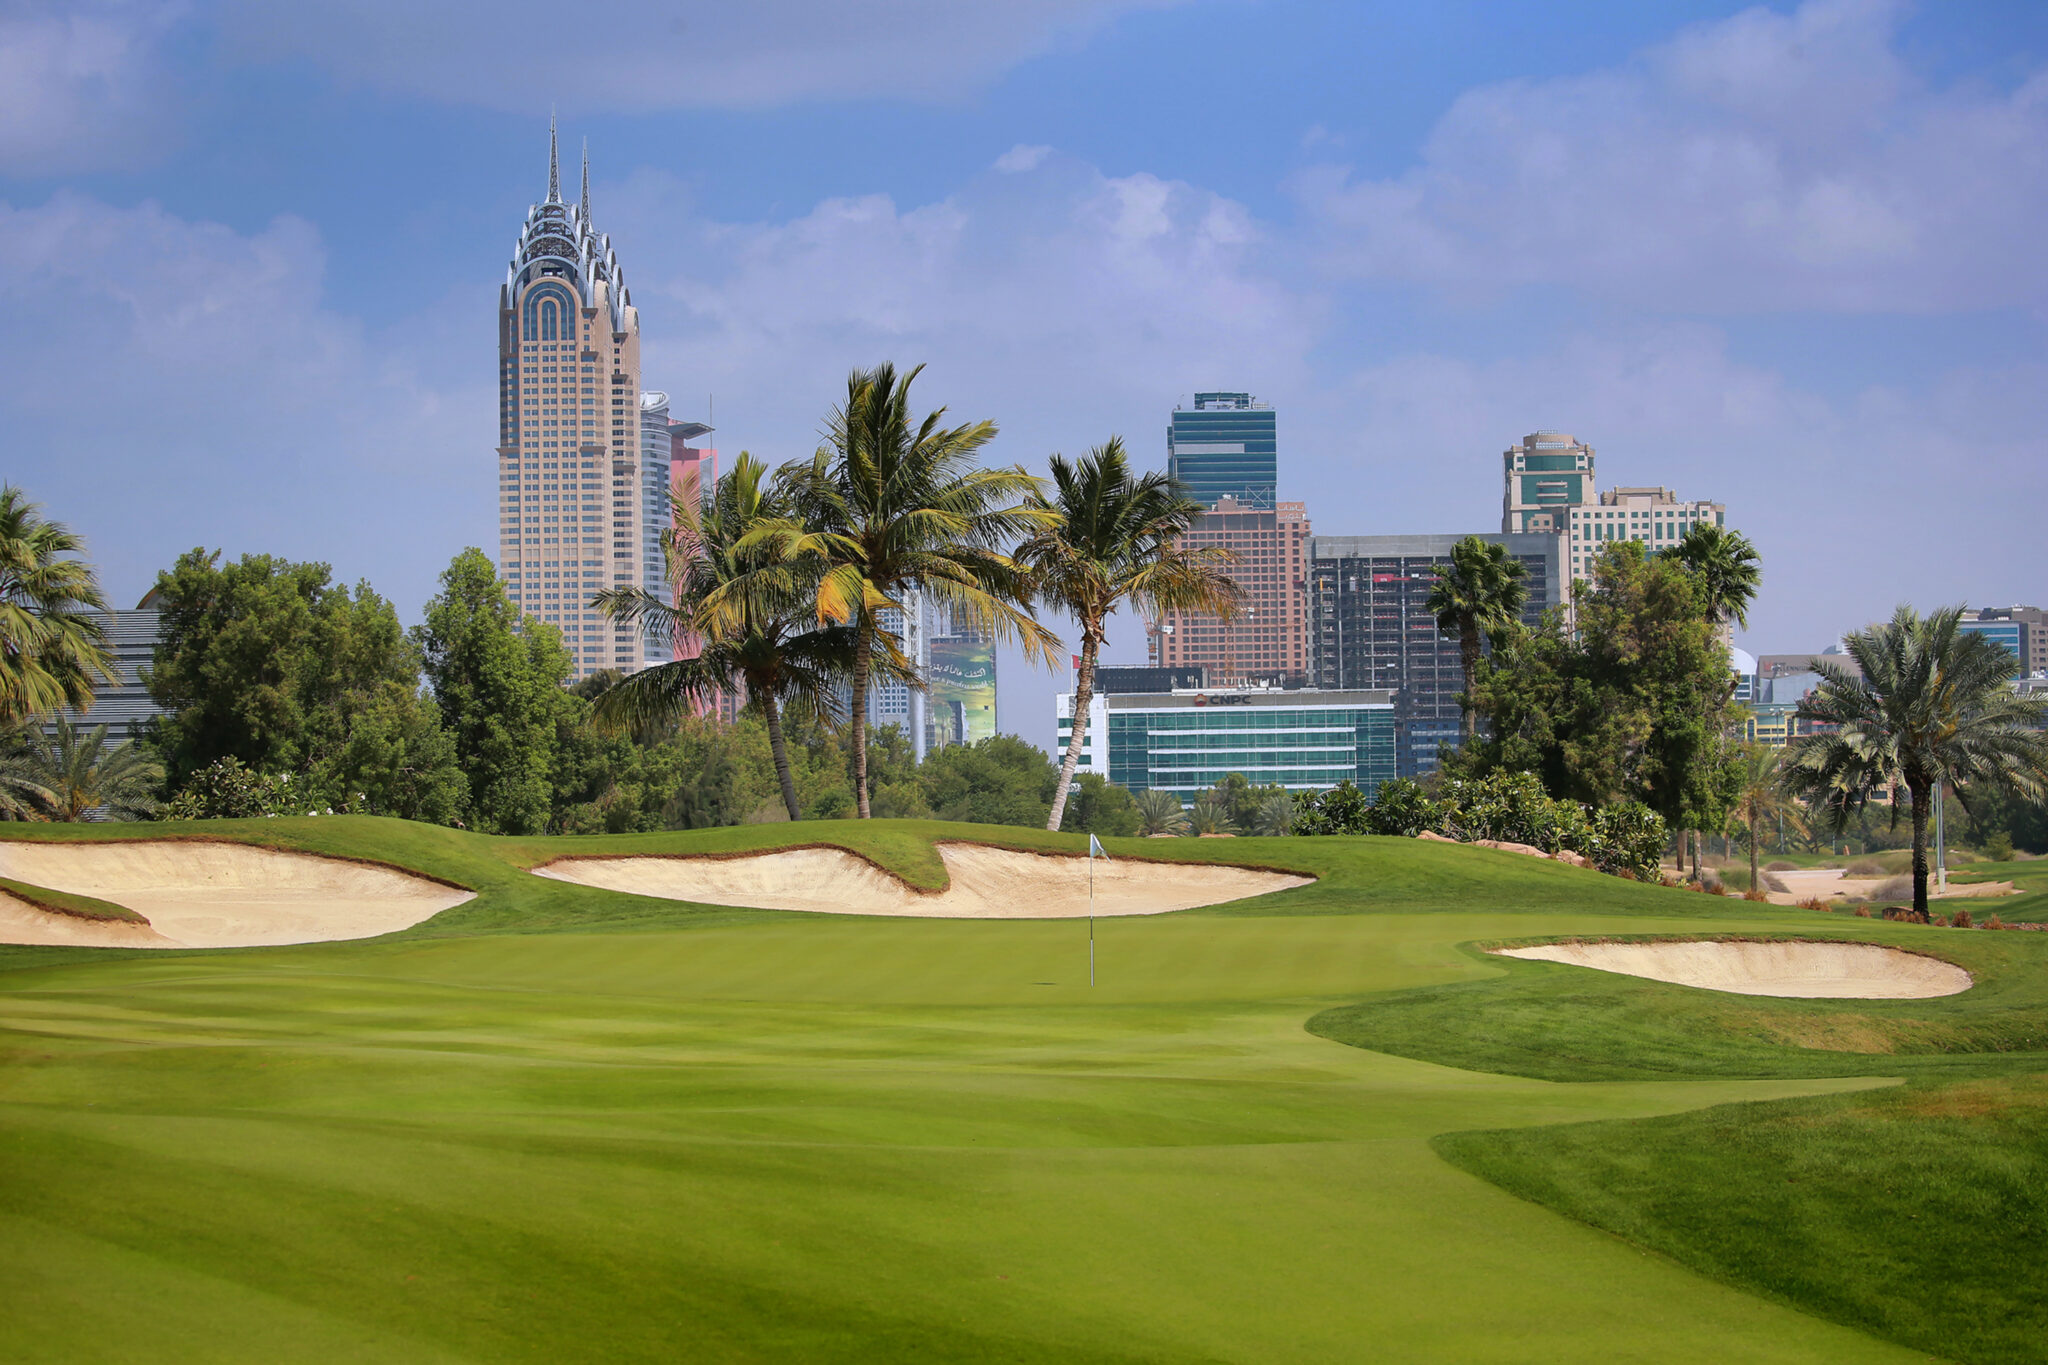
[927,636,996,748]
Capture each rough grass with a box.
[1436,1075,2048,1365]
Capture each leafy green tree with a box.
[1059,773,1141,837]
[147,549,462,817]
[593,454,857,822]
[0,486,111,726]
[160,757,327,820]
[1135,788,1188,836]
[1784,605,2048,914]
[752,363,1058,817]
[918,735,1058,826]
[1014,437,1241,831]
[416,548,571,834]
[1426,536,1527,746]
[1462,543,1737,837]
[20,719,160,820]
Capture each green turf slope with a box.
[0,819,2001,1363]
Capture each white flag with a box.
[1088,834,1109,860]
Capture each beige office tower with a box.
[1501,431,1595,534]
[495,121,652,681]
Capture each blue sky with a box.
[5,0,2046,752]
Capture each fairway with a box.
[1,819,2035,1362]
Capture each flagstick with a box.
[1089,852,1096,988]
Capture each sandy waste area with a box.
[535,842,1312,918]
[1764,866,2014,906]
[1493,938,1972,999]
[0,841,473,948]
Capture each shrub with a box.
[1984,832,2015,863]
[1986,915,2004,930]
[1869,875,1916,902]
[1743,889,1769,903]
[1933,913,1952,927]
[1796,897,1832,913]
[1290,781,1373,836]
[1766,861,1798,872]
[159,757,347,820]
[1952,908,1973,929]
[1363,778,1441,838]
[1763,872,1792,894]
[1846,859,1886,877]
[1855,905,1872,917]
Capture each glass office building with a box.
[1056,687,1396,797]
[1168,392,1277,510]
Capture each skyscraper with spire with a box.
[495,119,656,680]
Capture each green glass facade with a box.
[1058,692,1396,796]
[1168,392,1277,509]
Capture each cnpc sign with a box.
[1190,694,1251,707]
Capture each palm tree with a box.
[1664,522,1763,879]
[1135,788,1188,837]
[0,486,112,726]
[0,725,53,820]
[1730,744,1801,895]
[1187,794,1237,836]
[1249,789,1297,838]
[1426,536,1528,746]
[1784,605,2048,915]
[743,364,1059,817]
[592,454,859,822]
[20,718,161,821]
[1015,438,1244,832]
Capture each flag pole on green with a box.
[1087,834,1109,987]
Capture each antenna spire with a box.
[580,138,590,221]
[546,110,561,202]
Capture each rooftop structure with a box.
[1168,392,1277,510]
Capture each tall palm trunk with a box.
[1909,777,1932,915]
[850,619,873,818]
[1747,801,1760,897]
[1047,626,1101,832]
[1458,620,1481,744]
[760,691,802,822]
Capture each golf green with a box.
[0,818,2019,1362]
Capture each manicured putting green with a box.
[0,818,1995,1362]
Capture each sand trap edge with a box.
[530,839,1319,901]
[0,834,478,897]
[1483,935,1974,1000]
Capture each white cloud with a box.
[214,0,1182,111]
[1295,0,2048,313]
[994,144,1052,174]
[0,1,186,173]
[0,192,489,611]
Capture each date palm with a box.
[1015,437,1243,832]
[1784,605,2048,915]
[21,718,162,821]
[1135,788,1188,837]
[592,454,858,822]
[0,486,112,725]
[1664,521,1762,880]
[741,363,1059,817]
[1730,743,1801,895]
[1426,537,1527,746]
[0,725,54,820]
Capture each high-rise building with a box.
[54,594,167,742]
[1055,683,1396,797]
[1563,487,1726,592]
[865,590,928,758]
[1307,532,1562,776]
[1961,606,2048,676]
[495,122,651,681]
[1168,392,1276,510]
[1148,496,1311,684]
[1501,431,1595,534]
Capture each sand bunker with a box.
[534,842,1312,918]
[1492,938,1972,999]
[0,840,473,949]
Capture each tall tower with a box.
[1501,431,1594,535]
[496,122,649,681]
[1168,392,1276,510]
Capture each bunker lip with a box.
[1488,936,1973,999]
[533,841,1314,918]
[0,840,475,949]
